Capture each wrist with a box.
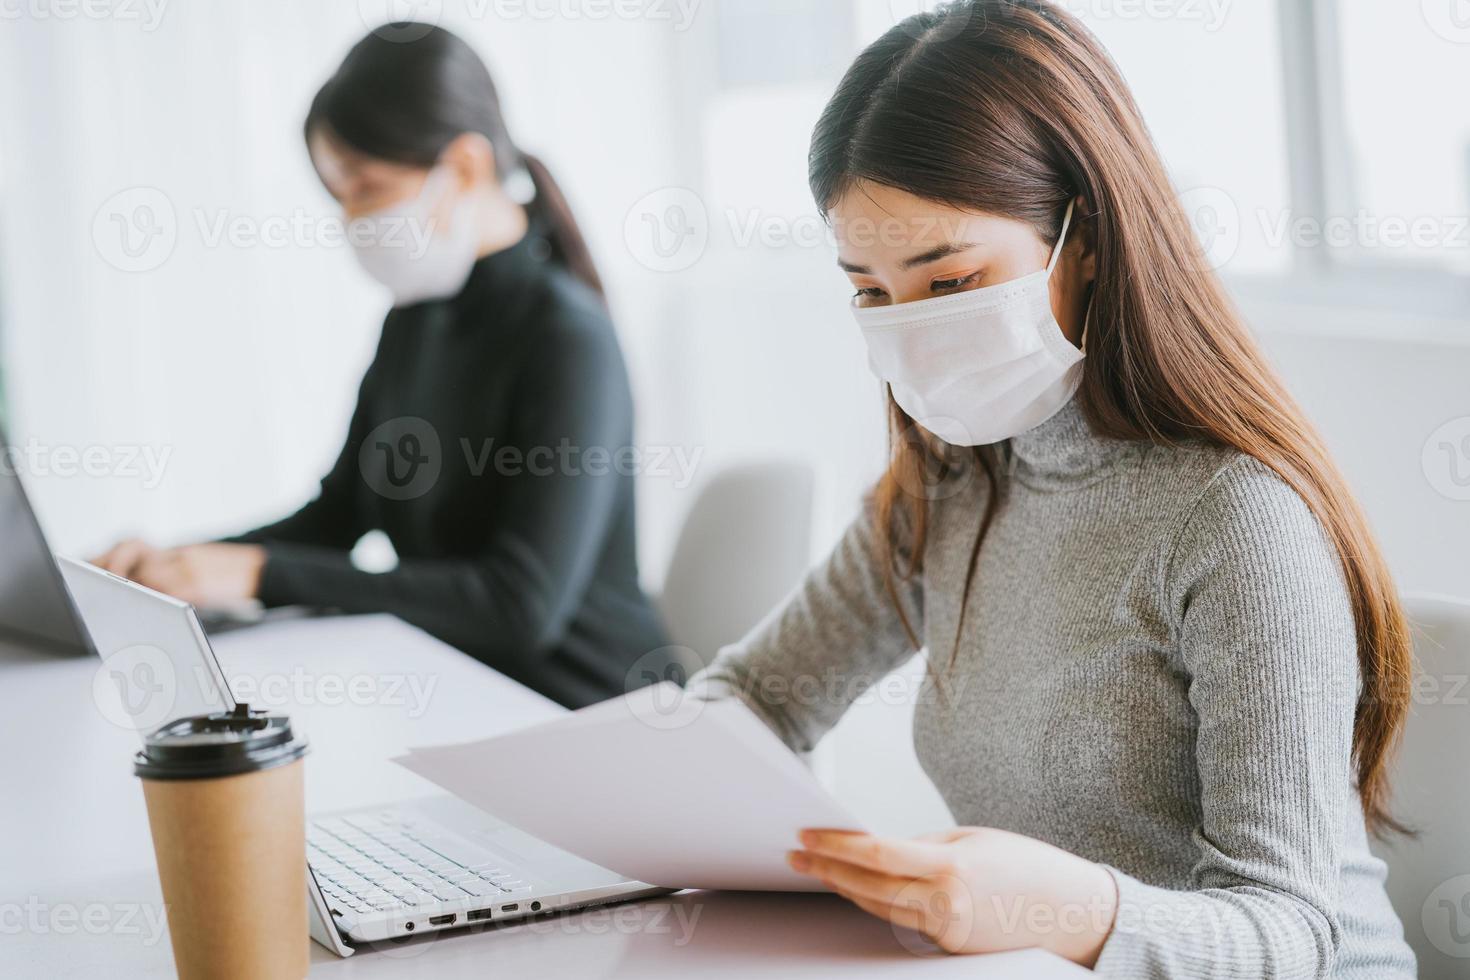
[243,545,267,599]
[1044,860,1118,969]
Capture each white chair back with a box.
[1372,592,1470,978]
[656,461,815,671]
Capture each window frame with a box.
[1265,0,1470,319]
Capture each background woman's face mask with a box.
[851,201,1084,447]
[349,166,481,306]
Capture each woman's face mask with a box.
[309,133,481,306]
[347,166,481,306]
[833,183,1091,447]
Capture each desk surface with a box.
[0,614,1086,978]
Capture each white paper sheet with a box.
[392,683,864,891]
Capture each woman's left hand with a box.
[131,543,267,607]
[788,826,1118,967]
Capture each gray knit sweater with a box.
[693,398,1414,978]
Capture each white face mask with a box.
[350,166,481,306]
[852,200,1085,447]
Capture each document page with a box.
[393,683,864,890]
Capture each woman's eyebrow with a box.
[901,241,979,269]
[838,241,980,276]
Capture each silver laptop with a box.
[53,552,664,948]
[0,433,95,658]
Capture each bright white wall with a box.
[1251,308,1470,600]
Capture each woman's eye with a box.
[931,273,979,293]
[853,286,886,300]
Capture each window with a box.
[1333,2,1470,276]
[1082,1,1469,299]
[1076,2,1293,277]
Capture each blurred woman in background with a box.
[94,24,670,708]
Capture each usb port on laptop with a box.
[467,908,493,922]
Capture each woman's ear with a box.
[1074,193,1097,284]
[439,132,497,192]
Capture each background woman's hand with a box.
[789,826,1118,967]
[91,541,266,607]
[90,537,160,578]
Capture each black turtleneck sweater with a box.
[230,230,670,708]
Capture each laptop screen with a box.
[0,434,95,655]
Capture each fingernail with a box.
[787,851,810,872]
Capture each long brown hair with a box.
[809,0,1411,833]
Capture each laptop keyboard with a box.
[309,813,535,918]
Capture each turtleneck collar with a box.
[1005,396,1142,490]
[449,216,553,309]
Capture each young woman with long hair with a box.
[93,25,670,708]
[692,2,1414,973]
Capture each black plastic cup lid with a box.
[134,703,309,781]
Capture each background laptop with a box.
[0,431,94,657]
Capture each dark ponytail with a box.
[520,152,604,297]
[306,23,604,298]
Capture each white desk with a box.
[0,614,1087,978]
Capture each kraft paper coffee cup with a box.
[135,705,310,980]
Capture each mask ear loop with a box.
[1044,199,1076,279]
[1080,290,1094,354]
[1046,199,1089,352]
